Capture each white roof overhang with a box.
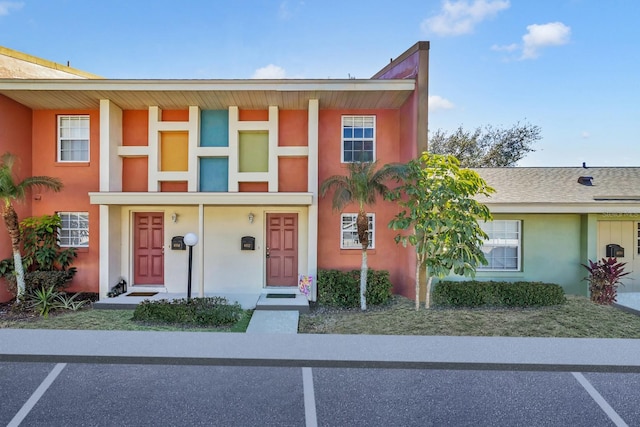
[89,192,313,206]
[0,78,415,110]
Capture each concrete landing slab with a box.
[255,293,309,313]
[246,310,299,334]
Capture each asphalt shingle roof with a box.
[473,167,640,205]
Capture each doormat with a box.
[126,292,158,297]
[266,293,296,299]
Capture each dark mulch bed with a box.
[0,292,99,323]
[0,300,39,322]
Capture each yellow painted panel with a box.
[239,131,268,172]
[160,132,188,171]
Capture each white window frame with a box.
[58,212,89,248]
[341,115,375,163]
[477,220,521,271]
[340,213,375,249]
[57,115,90,162]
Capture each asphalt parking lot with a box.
[2,362,639,426]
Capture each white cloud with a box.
[252,64,287,79]
[278,1,304,20]
[0,1,24,16]
[421,0,510,36]
[491,43,518,52]
[278,1,292,20]
[522,22,571,59]
[581,131,590,139]
[429,95,455,112]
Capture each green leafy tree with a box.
[429,122,541,167]
[320,161,404,310]
[0,153,62,301]
[388,153,494,309]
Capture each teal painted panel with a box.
[200,158,228,191]
[201,110,229,147]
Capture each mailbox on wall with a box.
[171,236,186,250]
[606,243,624,258]
[241,236,255,251]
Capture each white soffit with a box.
[89,192,313,206]
[0,79,415,110]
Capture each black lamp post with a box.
[183,232,198,300]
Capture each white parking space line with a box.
[572,372,628,427]
[302,367,318,427]
[7,363,67,427]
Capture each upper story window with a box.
[342,116,375,163]
[58,211,89,248]
[58,115,89,162]
[341,213,374,249]
[477,220,521,271]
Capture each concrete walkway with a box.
[246,310,299,334]
[3,329,640,373]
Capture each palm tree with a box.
[320,161,404,310]
[0,153,62,301]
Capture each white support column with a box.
[268,105,279,192]
[99,205,110,297]
[307,99,319,301]
[228,106,240,192]
[198,203,205,297]
[188,106,200,192]
[99,100,123,192]
[148,106,162,192]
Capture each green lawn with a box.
[3,295,640,338]
[0,307,252,332]
[298,295,640,338]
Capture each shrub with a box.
[432,281,566,308]
[317,269,392,308]
[20,215,78,273]
[132,297,244,327]
[4,270,74,297]
[54,292,88,311]
[1,214,77,298]
[27,285,62,318]
[582,257,629,305]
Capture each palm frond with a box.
[19,176,63,192]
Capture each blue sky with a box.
[0,0,637,167]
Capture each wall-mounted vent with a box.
[578,176,593,186]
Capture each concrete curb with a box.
[2,329,640,373]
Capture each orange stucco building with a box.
[0,42,429,305]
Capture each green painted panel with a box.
[239,131,268,172]
[442,214,586,295]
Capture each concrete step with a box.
[254,293,310,313]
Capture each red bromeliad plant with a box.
[582,257,629,305]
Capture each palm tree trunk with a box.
[12,248,25,301]
[360,248,367,311]
[2,203,25,300]
[357,210,369,311]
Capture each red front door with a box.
[134,212,164,285]
[266,213,298,286]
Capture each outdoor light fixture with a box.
[248,212,255,224]
[183,232,199,300]
[171,212,178,223]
